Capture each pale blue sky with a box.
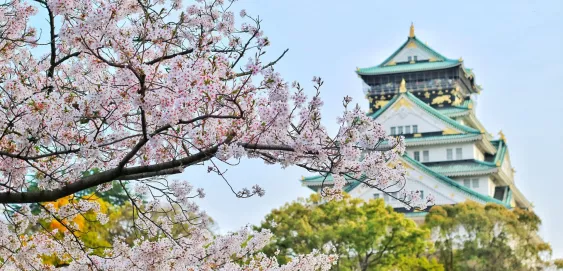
[184,0,563,257]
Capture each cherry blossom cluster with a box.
[0,0,426,268]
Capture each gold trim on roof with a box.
[409,22,415,38]
[499,130,506,142]
[399,78,407,93]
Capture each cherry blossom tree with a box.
[0,0,431,269]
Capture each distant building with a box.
[301,24,532,223]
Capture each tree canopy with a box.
[424,202,555,271]
[256,194,442,271]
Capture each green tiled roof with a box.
[405,133,481,146]
[357,60,461,76]
[436,107,470,117]
[302,175,333,183]
[424,160,497,176]
[491,140,508,165]
[374,134,481,149]
[402,155,509,207]
[301,174,363,193]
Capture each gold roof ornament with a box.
[458,57,463,62]
[399,78,407,93]
[409,22,415,38]
[499,130,506,142]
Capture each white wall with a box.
[407,142,477,162]
[451,176,495,197]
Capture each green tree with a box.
[256,194,442,271]
[425,202,552,271]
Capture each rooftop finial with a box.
[399,78,407,93]
[409,22,415,38]
[499,130,506,142]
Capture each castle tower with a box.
[301,24,531,221]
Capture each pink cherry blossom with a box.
[0,0,425,269]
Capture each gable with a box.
[376,95,461,134]
[387,40,436,64]
[346,156,508,209]
[378,37,449,67]
[370,92,481,135]
[377,100,448,134]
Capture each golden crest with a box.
[375,100,389,109]
[431,94,452,105]
[442,128,459,135]
[451,95,463,106]
[498,130,507,142]
[399,78,407,93]
[424,91,430,98]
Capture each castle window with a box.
[398,126,403,135]
[414,56,418,62]
[373,194,380,199]
[423,151,429,162]
[391,127,396,135]
[447,149,453,160]
[463,179,471,187]
[472,179,479,188]
[413,125,418,133]
[408,56,412,62]
[414,151,420,161]
[405,125,411,134]
[456,148,463,160]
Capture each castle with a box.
[301,24,531,223]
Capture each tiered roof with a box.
[301,24,530,211]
